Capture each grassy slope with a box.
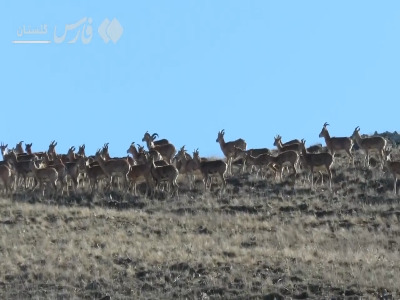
[0,152,399,299]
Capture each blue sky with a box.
[1,1,400,158]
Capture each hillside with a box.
[0,147,399,299]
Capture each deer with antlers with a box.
[273,135,302,153]
[319,122,354,165]
[351,126,387,168]
[216,129,247,175]
[142,132,176,164]
[174,146,200,189]
[95,149,130,192]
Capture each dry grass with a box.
[0,150,399,299]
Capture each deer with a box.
[127,142,147,165]
[193,149,227,192]
[77,157,106,194]
[262,150,300,182]
[137,144,164,165]
[233,146,276,178]
[143,132,170,146]
[126,153,154,196]
[47,140,58,160]
[383,148,400,195]
[306,143,323,154]
[142,132,176,164]
[273,135,302,153]
[351,126,387,168]
[58,148,85,194]
[5,150,35,190]
[43,153,68,195]
[174,146,199,189]
[173,145,193,173]
[94,149,130,192]
[15,141,25,155]
[101,143,133,164]
[319,122,354,165]
[0,142,8,160]
[77,144,86,158]
[71,145,87,189]
[11,141,37,162]
[66,146,80,163]
[25,143,46,160]
[300,139,334,190]
[216,129,247,175]
[29,160,58,197]
[282,138,302,146]
[0,164,13,196]
[150,156,179,197]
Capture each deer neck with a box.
[16,145,24,154]
[95,155,106,169]
[353,131,363,146]
[193,155,201,167]
[180,153,189,164]
[322,131,332,146]
[0,149,7,159]
[300,146,307,157]
[276,139,284,150]
[67,152,75,162]
[130,147,139,159]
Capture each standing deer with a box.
[216,129,246,175]
[319,122,353,165]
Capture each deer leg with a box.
[328,168,332,190]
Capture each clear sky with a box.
[1,1,400,158]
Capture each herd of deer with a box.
[0,123,399,198]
